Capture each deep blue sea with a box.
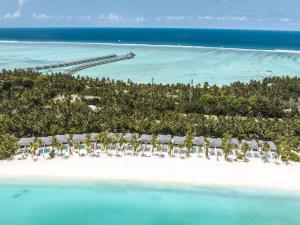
[1,28,300,50]
[0,28,300,84]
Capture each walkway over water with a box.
[64,52,135,74]
[25,52,135,73]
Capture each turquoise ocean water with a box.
[0,181,300,225]
[0,28,300,84]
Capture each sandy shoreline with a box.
[0,157,300,191]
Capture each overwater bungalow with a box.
[139,134,152,157]
[191,136,205,158]
[207,138,223,160]
[172,136,186,158]
[155,134,171,157]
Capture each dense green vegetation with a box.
[0,69,299,141]
[0,69,299,160]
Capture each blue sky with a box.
[0,0,299,30]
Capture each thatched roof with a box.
[156,134,172,144]
[267,141,277,150]
[192,136,204,146]
[229,138,240,146]
[19,137,34,146]
[208,138,222,148]
[73,134,86,144]
[241,140,259,150]
[139,134,152,144]
[56,135,68,144]
[173,136,186,145]
[38,137,52,146]
[124,133,138,142]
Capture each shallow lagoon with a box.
[0,181,300,225]
[1,41,300,85]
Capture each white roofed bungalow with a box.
[242,140,261,162]
[264,141,277,163]
[73,134,87,156]
[37,137,52,156]
[227,138,240,161]
[207,138,223,160]
[138,134,153,157]
[107,133,120,156]
[191,136,205,158]
[121,133,138,156]
[155,134,172,157]
[18,137,35,153]
[172,136,187,158]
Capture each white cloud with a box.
[3,9,21,19]
[99,13,123,23]
[18,0,30,7]
[32,13,52,20]
[198,16,247,22]
[280,18,291,22]
[80,16,91,21]
[2,0,30,19]
[156,16,186,22]
[135,16,146,23]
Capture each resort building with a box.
[139,134,152,157]
[155,134,171,157]
[242,140,261,161]
[207,138,223,160]
[172,136,186,158]
[191,136,205,158]
[37,137,52,155]
[18,137,35,153]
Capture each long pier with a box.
[24,52,135,74]
[64,52,135,74]
[25,54,118,71]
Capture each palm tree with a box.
[131,134,140,156]
[118,134,126,152]
[0,134,19,160]
[184,133,193,157]
[84,133,92,153]
[240,143,250,160]
[67,134,74,156]
[168,140,174,157]
[29,138,40,159]
[204,137,210,159]
[261,141,270,156]
[150,134,158,154]
[97,131,109,153]
[51,136,59,158]
[222,133,232,161]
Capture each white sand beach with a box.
[0,157,300,191]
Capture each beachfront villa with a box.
[207,138,223,160]
[243,140,261,162]
[37,137,52,155]
[172,136,187,158]
[139,134,152,157]
[227,138,240,161]
[15,133,278,163]
[155,134,172,157]
[191,136,205,158]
